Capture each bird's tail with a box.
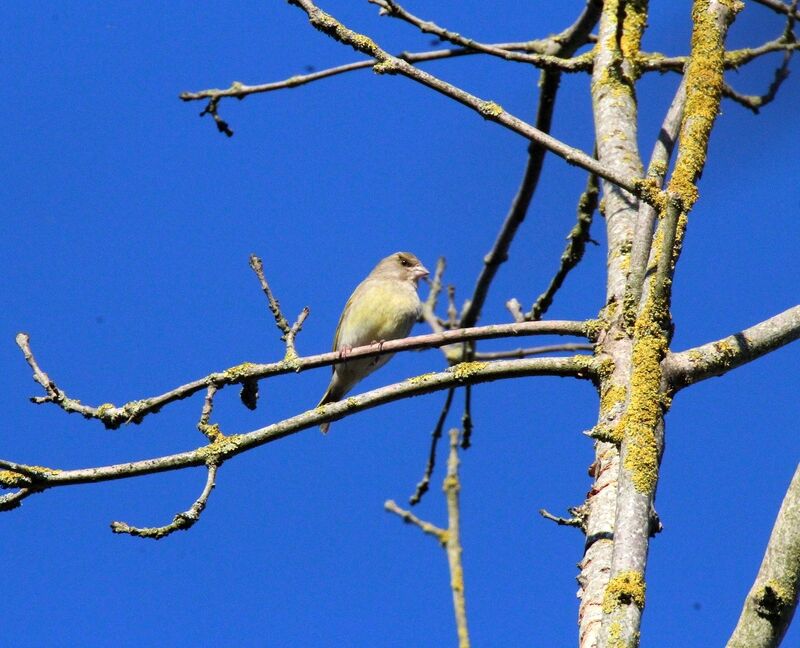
[316,382,343,434]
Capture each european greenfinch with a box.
[317,251,429,432]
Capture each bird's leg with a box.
[338,345,353,360]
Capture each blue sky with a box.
[1,2,799,646]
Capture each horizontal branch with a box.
[16,320,588,428]
[665,305,800,389]
[180,41,551,102]
[0,355,594,496]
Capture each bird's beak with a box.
[413,264,430,281]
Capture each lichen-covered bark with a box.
[593,2,740,647]
[580,2,646,646]
[727,465,800,648]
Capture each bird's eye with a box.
[399,257,410,267]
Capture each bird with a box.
[317,251,429,432]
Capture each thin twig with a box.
[539,506,586,530]
[409,387,455,505]
[387,428,471,647]
[180,40,567,103]
[110,464,219,540]
[370,0,590,71]
[0,488,35,512]
[752,0,800,20]
[197,385,224,440]
[443,428,470,647]
[528,171,599,320]
[506,298,525,323]
[249,254,309,359]
[460,386,473,450]
[473,343,594,360]
[384,499,446,542]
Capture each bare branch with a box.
[752,0,800,20]
[624,77,687,328]
[1,355,595,503]
[664,305,800,389]
[539,506,587,531]
[110,464,219,540]
[249,254,309,360]
[16,320,588,428]
[286,0,646,198]
[528,171,599,321]
[722,51,794,113]
[444,428,470,648]
[458,0,602,329]
[384,499,446,541]
[409,387,455,505]
[0,488,35,512]
[473,343,594,360]
[727,464,800,648]
[370,0,592,71]
[180,40,566,104]
[387,428,471,647]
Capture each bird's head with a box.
[371,251,429,285]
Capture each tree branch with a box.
[285,0,646,198]
[597,4,741,647]
[752,0,800,20]
[727,463,800,647]
[1,355,594,505]
[386,428,471,647]
[528,171,599,321]
[369,0,593,71]
[409,387,455,505]
[15,320,587,428]
[457,0,602,329]
[664,305,800,389]
[110,463,219,540]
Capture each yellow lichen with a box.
[621,290,669,493]
[407,372,437,385]
[448,362,488,380]
[96,403,116,416]
[198,422,223,441]
[713,338,738,366]
[197,433,245,464]
[0,471,32,488]
[601,384,627,417]
[224,362,256,379]
[350,33,379,54]
[634,176,667,214]
[478,101,503,118]
[602,570,647,613]
[667,0,741,210]
[584,318,609,342]
[620,0,649,78]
